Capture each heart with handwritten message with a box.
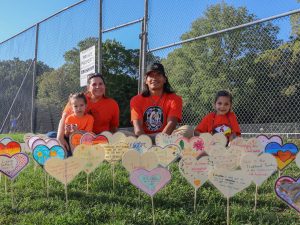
[0,153,29,179]
[265,143,298,170]
[122,150,159,172]
[179,156,209,189]
[73,144,105,174]
[208,145,240,171]
[176,136,206,158]
[44,157,84,185]
[240,153,277,186]
[110,131,127,144]
[199,133,227,154]
[126,135,152,153]
[256,134,282,150]
[33,145,65,166]
[209,169,252,198]
[0,141,21,156]
[230,137,263,155]
[130,168,171,197]
[275,176,300,213]
[148,145,180,167]
[103,143,129,163]
[155,133,182,147]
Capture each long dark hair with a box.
[141,74,174,97]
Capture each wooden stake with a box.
[86,174,89,193]
[227,197,230,225]
[194,188,197,212]
[11,179,15,209]
[151,196,156,225]
[5,176,7,194]
[254,185,258,211]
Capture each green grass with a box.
[0,133,25,143]
[0,155,299,225]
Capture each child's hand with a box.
[65,124,71,136]
[70,124,78,132]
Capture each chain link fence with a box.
[0,0,299,137]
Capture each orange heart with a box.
[70,133,83,149]
[0,141,21,156]
[277,150,292,162]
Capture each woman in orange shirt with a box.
[194,90,241,142]
[57,73,119,151]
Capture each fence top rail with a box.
[148,8,300,53]
[0,0,87,45]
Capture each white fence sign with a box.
[80,46,95,87]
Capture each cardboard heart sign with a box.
[28,136,42,150]
[295,152,300,169]
[0,137,13,145]
[179,156,209,189]
[199,133,227,152]
[265,143,298,170]
[126,135,152,153]
[129,168,171,197]
[0,141,21,156]
[73,144,105,174]
[100,131,113,142]
[208,145,240,171]
[155,133,182,147]
[110,132,127,144]
[230,137,263,155]
[69,131,84,150]
[209,169,252,198]
[275,176,300,213]
[240,153,277,186]
[176,136,206,158]
[80,133,109,146]
[0,153,29,179]
[44,157,84,185]
[33,145,65,166]
[103,143,129,163]
[256,134,282,150]
[122,150,159,172]
[32,138,60,150]
[148,145,180,167]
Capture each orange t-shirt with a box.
[130,93,182,134]
[63,94,119,134]
[195,112,241,137]
[65,114,94,132]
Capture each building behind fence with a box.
[0,0,300,136]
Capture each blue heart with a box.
[33,145,65,166]
[265,143,298,155]
[139,174,161,190]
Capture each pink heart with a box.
[257,135,282,150]
[0,153,29,179]
[32,138,60,150]
[28,136,41,150]
[130,168,171,197]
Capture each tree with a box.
[162,3,281,126]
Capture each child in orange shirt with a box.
[194,90,241,142]
[65,92,94,137]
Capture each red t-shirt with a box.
[64,94,119,134]
[130,93,182,134]
[195,112,241,136]
[65,114,94,132]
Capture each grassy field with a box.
[0,154,299,225]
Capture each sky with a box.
[0,0,299,68]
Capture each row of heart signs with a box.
[0,132,300,213]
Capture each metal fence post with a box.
[31,23,39,133]
[139,0,149,93]
[98,0,103,74]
